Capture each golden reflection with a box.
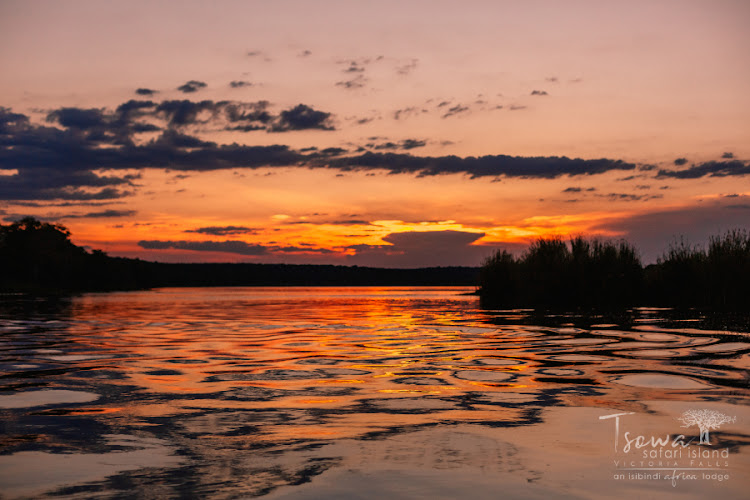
[377,389,446,394]
[93,288,546,399]
[33,407,123,416]
[48,287,742,446]
[316,379,366,384]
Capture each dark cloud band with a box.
[657,160,750,179]
[324,152,637,179]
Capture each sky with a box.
[1,0,749,266]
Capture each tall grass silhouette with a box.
[479,230,749,310]
[479,236,642,308]
[647,229,750,309]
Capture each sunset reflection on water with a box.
[0,287,748,499]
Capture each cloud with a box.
[246,50,272,61]
[327,219,370,225]
[0,103,650,203]
[298,50,312,58]
[616,175,642,181]
[0,166,136,201]
[0,107,29,131]
[366,139,427,151]
[222,101,273,130]
[269,104,334,132]
[135,88,157,96]
[0,105,307,200]
[442,104,470,119]
[594,192,663,202]
[343,62,365,73]
[673,157,688,166]
[10,200,127,208]
[47,107,107,129]
[138,239,268,255]
[154,99,217,126]
[324,152,637,179]
[150,99,273,131]
[656,160,750,179]
[229,81,253,88]
[400,139,426,150]
[273,246,335,254]
[59,209,137,219]
[152,129,216,148]
[141,99,331,133]
[137,239,335,257]
[45,101,159,145]
[335,75,368,89]
[509,105,527,111]
[2,104,305,170]
[562,186,596,193]
[346,230,490,267]
[530,90,548,96]
[177,80,207,93]
[395,59,418,76]
[284,218,370,226]
[336,57,381,72]
[185,226,258,236]
[115,99,158,121]
[393,107,426,120]
[722,152,735,159]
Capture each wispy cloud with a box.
[176,80,207,93]
[335,75,368,90]
[395,58,418,76]
[229,80,253,88]
[59,209,137,219]
[185,226,259,236]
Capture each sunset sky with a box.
[1,0,749,266]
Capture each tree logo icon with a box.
[677,409,736,445]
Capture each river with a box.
[0,287,748,499]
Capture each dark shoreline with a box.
[477,232,750,311]
[2,218,749,311]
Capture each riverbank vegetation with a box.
[478,230,750,310]
[2,217,748,309]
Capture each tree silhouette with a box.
[678,409,736,445]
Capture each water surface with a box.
[1,287,748,499]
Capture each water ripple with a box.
[0,287,748,498]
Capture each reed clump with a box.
[479,230,750,310]
[646,229,750,309]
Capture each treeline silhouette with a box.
[0,217,478,293]
[479,231,750,310]
[3,217,748,309]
